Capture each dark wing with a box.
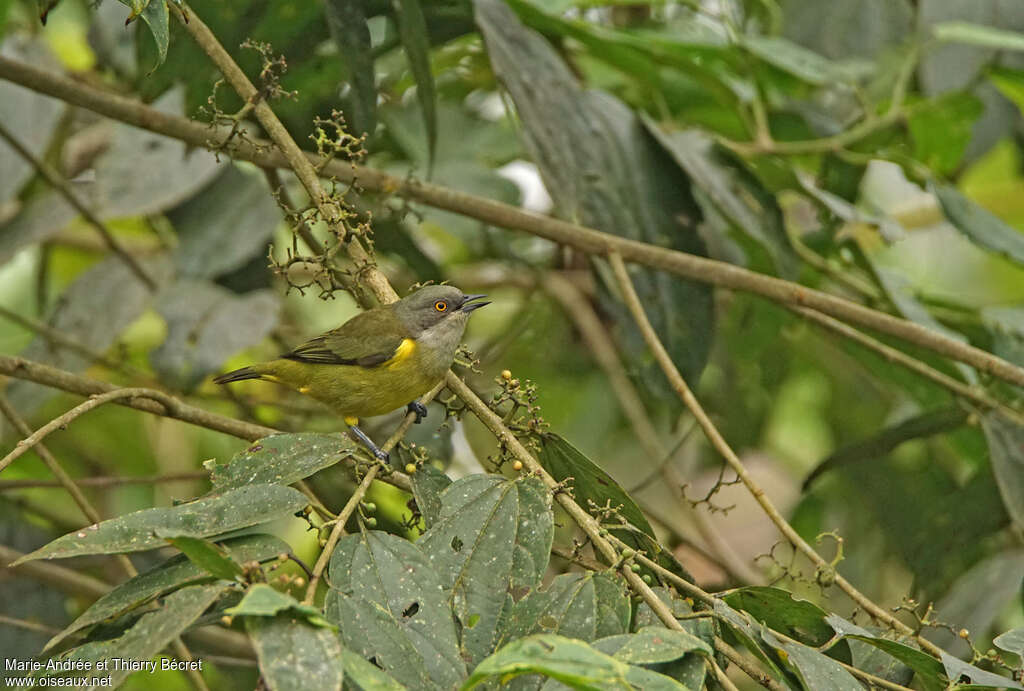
[281,308,408,367]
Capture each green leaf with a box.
[712,600,789,685]
[325,530,466,689]
[208,433,359,492]
[724,586,844,648]
[410,462,452,529]
[632,588,713,689]
[643,123,796,275]
[994,627,1024,659]
[7,255,172,415]
[228,583,331,627]
[980,414,1024,528]
[760,627,862,691]
[325,0,377,137]
[475,0,714,395]
[247,614,344,691]
[825,615,946,691]
[935,183,1024,267]
[537,435,691,582]
[932,21,1024,52]
[15,484,308,563]
[163,535,244,580]
[152,281,279,390]
[941,651,1024,689]
[463,634,686,690]
[169,164,282,279]
[597,626,712,664]
[908,93,984,174]
[499,572,631,651]
[742,35,853,85]
[340,647,405,691]
[392,0,437,170]
[418,474,553,666]
[138,0,169,69]
[989,66,1024,115]
[43,583,224,687]
[45,534,287,651]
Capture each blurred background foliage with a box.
[2,0,1024,687]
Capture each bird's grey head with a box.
[393,285,489,336]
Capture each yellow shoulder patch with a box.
[385,338,416,368]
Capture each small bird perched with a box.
[214,285,489,461]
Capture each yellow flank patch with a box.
[298,386,311,394]
[344,415,360,427]
[263,374,281,383]
[385,338,416,368]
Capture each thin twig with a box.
[0,121,157,291]
[0,471,208,490]
[542,272,762,585]
[0,305,148,380]
[0,396,137,579]
[4,56,1024,388]
[0,614,60,635]
[0,388,181,473]
[791,305,1024,426]
[607,252,945,658]
[0,355,277,441]
[303,380,445,604]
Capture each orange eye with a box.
[434,301,448,312]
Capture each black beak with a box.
[460,294,490,313]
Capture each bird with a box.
[213,285,489,461]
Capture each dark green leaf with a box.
[980,414,1024,528]
[169,164,282,279]
[247,614,344,691]
[340,647,404,691]
[825,615,946,691]
[325,530,466,689]
[44,583,224,687]
[499,572,631,651]
[936,183,1024,267]
[724,586,835,648]
[15,484,308,562]
[994,627,1024,659]
[418,474,553,666]
[760,627,862,691]
[804,407,967,490]
[632,588,714,689]
[228,583,331,627]
[476,0,714,394]
[643,123,796,275]
[464,634,685,690]
[45,534,286,651]
[137,0,169,68]
[392,0,436,169]
[538,435,690,583]
[410,462,452,529]
[713,600,789,684]
[325,0,376,137]
[163,535,244,580]
[152,281,279,390]
[208,433,358,492]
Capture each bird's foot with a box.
[406,401,428,424]
[349,425,390,463]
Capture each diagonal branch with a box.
[607,251,946,658]
[0,121,157,292]
[2,55,1023,388]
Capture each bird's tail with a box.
[213,366,263,385]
